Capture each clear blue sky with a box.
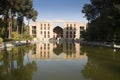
[33,0,90,22]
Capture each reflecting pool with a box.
[0,42,120,80]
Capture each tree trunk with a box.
[8,18,12,38]
[4,16,9,38]
[21,21,23,34]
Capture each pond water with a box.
[0,42,120,80]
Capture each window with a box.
[32,30,36,34]
[67,24,69,27]
[66,35,68,38]
[48,35,50,38]
[44,24,46,27]
[32,26,36,29]
[41,27,42,30]
[48,26,50,30]
[41,31,42,34]
[44,51,46,54]
[80,26,84,31]
[44,31,46,34]
[48,47,49,49]
[44,26,46,30]
[40,51,42,54]
[66,27,68,30]
[44,44,46,47]
[74,31,76,34]
[41,24,42,26]
[74,35,75,38]
[53,35,55,38]
[40,47,42,50]
[48,44,50,47]
[48,31,50,34]
[44,47,46,49]
[66,31,68,34]
[74,27,76,30]
[44,35,46,38]
[48,24,50,26]
[74,24,76,27]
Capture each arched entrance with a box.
[53,26,63,38]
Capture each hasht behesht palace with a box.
[29,20,86,42]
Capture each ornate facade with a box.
[29,20,86,41]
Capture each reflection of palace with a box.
[29,20,86,41]
[29,43,86,60]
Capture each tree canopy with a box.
[82,0,120,43]
[0,0,38,38]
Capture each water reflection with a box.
[29,42,86,60]
[0,43,120,80]
[28,42,87,80]
[0,46,37,80]
[81,46,120,80]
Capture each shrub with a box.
[0,37,3,43]
[12,32,19,40]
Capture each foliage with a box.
[12,31,19,40]
[0,46,37,80]
[0,0,38,39]
[27,35,34,40]
[0,37,3,43]
[82,0,120,43]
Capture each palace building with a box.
[29,20,86,41]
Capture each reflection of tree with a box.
[53,43,63,55]
[0,46,37,80]
[81,46,120,80]
[10,61,37,80]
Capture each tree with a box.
[0,0,38,38]
[82,0,120,42]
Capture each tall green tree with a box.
[0,0,38,38]
[82,0,120,42]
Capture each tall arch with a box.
[53,26,63,38]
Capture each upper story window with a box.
[41,26,42,30]
[74,31,76,34]
[70,27,72,30]
[66,31,68,34]
[70,31,72,34]
[80,26,84,31]
[32,26,36,30]
[44,26,46,30]
[44,31,46,34]
[32,30,36,34]
[74,24,76,27]
[66,27,68,30]
[67,24,69,27]
[44,24,46,27]
[41,24,42,26]
[48,35,50,38]
[48,24,50,27]
[48,31,50,34]
[48,26,50,30]
[41,31,42,34]
[74,27,76,30]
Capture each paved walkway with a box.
[80,41,120,49]
[0,41,30,49]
